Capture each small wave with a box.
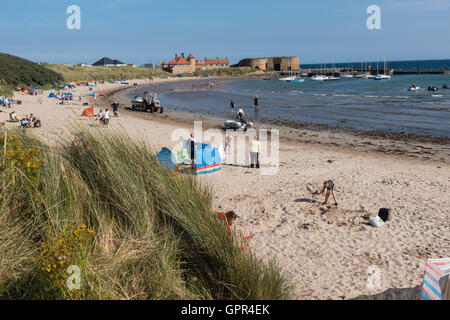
[331,94,355,97]
[363,95,391,98]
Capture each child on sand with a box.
[217,211,238,235]
[96,110,104,123]
[321,180,338,208]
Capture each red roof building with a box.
[162,52,230,74]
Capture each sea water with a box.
[134,60,450,137]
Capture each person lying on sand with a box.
[321,180,338,208]
[217,211,238,235]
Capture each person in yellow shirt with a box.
[250,136,261,168]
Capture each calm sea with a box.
[133,60,450,137]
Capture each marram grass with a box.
[0,127,291,300]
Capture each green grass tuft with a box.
[0,127,291,300]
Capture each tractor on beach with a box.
[131,91,164,113]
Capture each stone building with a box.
[234,56,299,71]
[162,53,229,74]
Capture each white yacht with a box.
[374,57,391,80]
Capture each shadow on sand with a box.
[295,198,319,204]
[351,285,422,300]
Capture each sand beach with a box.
[2,77,449,300]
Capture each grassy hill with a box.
[0,53,64,96]
[0,52,257,96]
[44,64,169,83]
[176,67,257,78]
[0,127,291,300]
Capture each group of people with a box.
[0,97,14,108]
[96,102,119,126]
[9,111,41,128]
[230,96,259,117]
[96,109,111,125]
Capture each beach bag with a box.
[369,215,384,227]
[378,208,390,222]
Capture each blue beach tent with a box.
[154,148,177,171]
[49,92,57,98]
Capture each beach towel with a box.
[422,258,450,300]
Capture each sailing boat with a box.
[312,63,339,81]
[374,57,391,80]
[326,62,340,81]
[311,63,328,81]
[279,57,297,81]
[360,61,374,79]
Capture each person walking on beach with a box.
[250,136,261,169]
[188,133,197,169]
[225,132,232,153]
[230,100,235,116]
[112,102,119,117]
[103,109,110,126]
[254,96,259,108]
[321,180,338,208]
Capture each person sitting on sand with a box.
[10,111,19,122]
[20,116,31,128]
[217,211,238,235]
[30,114,41,128]
[321,180,338,208]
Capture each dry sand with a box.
[1,77,449,300]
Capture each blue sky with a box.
[1,0,449,65]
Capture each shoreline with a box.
[108,79,450,164]
[123,76,450,144]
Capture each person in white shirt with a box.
[237,107,245,120]
[225,133,232,153]
[103,109,110,125]
[250,136,261,169]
